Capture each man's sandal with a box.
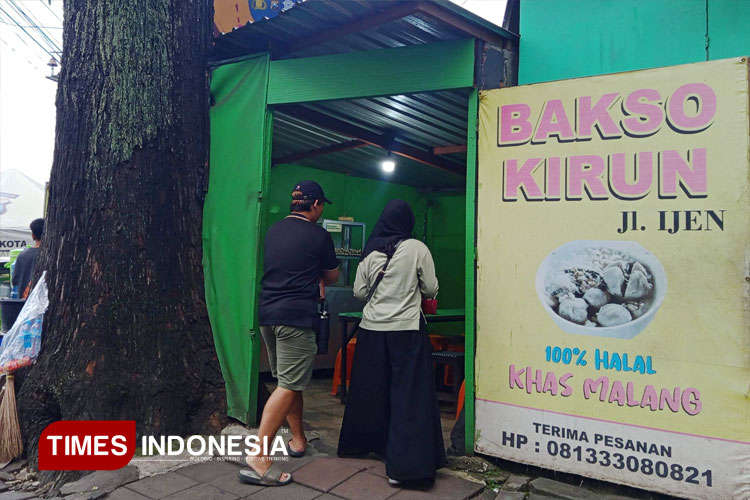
[287,440,306,458]
[238,464,293,486]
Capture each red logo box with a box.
[39,420,136,470]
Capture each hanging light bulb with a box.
[382,152,396,173]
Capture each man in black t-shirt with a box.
[241,180,338,486]
[12,218,44,299]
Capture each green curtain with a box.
[203,54,269,422]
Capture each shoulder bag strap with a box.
[365,252,393,304]
[365,239,405,303]
[351,241,400,339]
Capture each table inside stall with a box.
[337,309,465,403]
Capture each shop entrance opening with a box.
[258,91,470,449]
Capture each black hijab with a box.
[361,199,415,260]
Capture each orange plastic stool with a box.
[456,379,466,420]
[331,338,357,395]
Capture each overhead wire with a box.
[12,29,50,64]
[14,0,61,51]
[38,0,61,24]
[0,4,57,62]
[0,19,61,28]
[0,8,47,68]
[0,36,43,70]
[0,3,53,56]
[0,0,61,67]
[5,0,61,60]
[0,7,59,29]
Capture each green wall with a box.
[268,164,426,238]
[268,164,466,318]
[422,192,466,335]
[423,193,466,310]
[519,0,750,84]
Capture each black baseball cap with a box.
[292,180,332,204]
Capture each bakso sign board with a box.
[475,58,750,499]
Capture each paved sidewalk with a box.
[0,446,676,500]
[0,379,677,500]
[102,456,484,500]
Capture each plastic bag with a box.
[0,271,48,374]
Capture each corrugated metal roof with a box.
[214,0,516,60]
[273,91,467,188]
[214,0,514,189]
[306,92,467,149]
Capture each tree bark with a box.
[18,0,226,467]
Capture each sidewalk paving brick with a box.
[388,471,483,500]
[0,492,37,500]
[245,483,320,500]
[104,487,151,500]
[1,462,27,475]
[313,495,346,500]
[125,471,198,499]
[162,483,238,500]
[327,458,383,470]
[529,478,591,499]
[366,463,387,479]
[209,471,264,497]
[60,467,140,497]
[502,474,531,492]
[526,495,547,500]
[293,458,365,492]
[388,490,449,500]
[276,456,316,474]
[175,460,241,483]
[63,490,108,500]
[329,471,398,500]
[493,492,525,500]
[474,490,496,500]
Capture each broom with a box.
[0,273,47,463]
[0,374,23,462]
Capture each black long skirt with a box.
[337,327,446,481]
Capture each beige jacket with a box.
[353,239,439,331]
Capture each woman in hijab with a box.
[338,199,445,485]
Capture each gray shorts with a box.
[260,324,317,391]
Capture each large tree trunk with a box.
[18,0,226,467]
